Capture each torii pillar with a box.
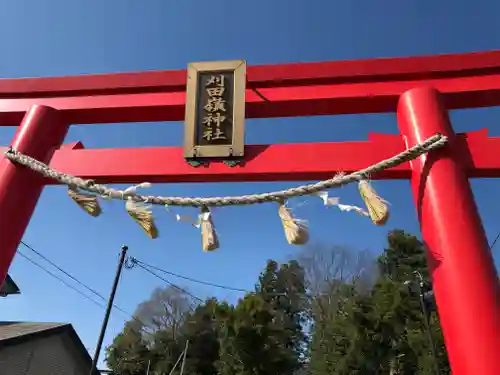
[0,105,69,284]
[397,87,500,375]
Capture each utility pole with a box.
[89,245,128,375]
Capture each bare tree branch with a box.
[296,244,377,323]
[132,285,196,342]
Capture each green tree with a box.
[179,298,224,375]
[105,321,151,375]
[216,302,244,375]
[106,285,196,374]
[148,328,184,374]
[374,229,450,374]
[309,281,383,375]
[256,260,308,374]
[216,260,308,375]
[307,230,450,375]
[106,233,451,375]
[377,229,429,283]
[301,245,378,375]
[147,298,226,375]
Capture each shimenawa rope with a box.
[3,133,447,208]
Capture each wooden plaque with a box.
[183,60,246,159]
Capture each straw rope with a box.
[3,134,447,208]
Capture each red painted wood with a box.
[0,50,499,96]
[398,88,500,375]
[38,134,412,183]
[0,51,498,375]
[1,131,497,184]
[0,51,500,125]
[0,106,69,285]
[0,73,499,125]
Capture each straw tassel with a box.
[125,198,159,239]
[358,180,389,226]
[199,207,219,252]
[278,200,309,245]
[67,187,102,217]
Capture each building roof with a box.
[0,322,101,375]
[0,322,66,341]
[0,275,20,297]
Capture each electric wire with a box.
[16,250,106,309]
[18,241,146,327]
[489,230,500,251]
[131,258,287,298]
[18,240,240,327]
[21,240,108,301]
[132,258,248,293]
[132,262,204,303]
[18,241,280,323]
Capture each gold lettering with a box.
[206,87,225,97]
[204,97,227,113]
[199,74,229,144]
[202,112,226,128]
[206,75,225,87]
[202,127,214,141]
[212,127,227,140]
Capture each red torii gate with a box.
[0,51,499,374]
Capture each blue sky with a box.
[1,0,500,369]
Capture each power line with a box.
[18,241,278,324]
[16,250,106,309]
[18,241,145,327]
[131,258,288,298]
[489,231,500,251]
[132,258,249,293]
[21,240,107,302]
[132,262,204,303]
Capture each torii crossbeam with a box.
[0,51,499,375]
